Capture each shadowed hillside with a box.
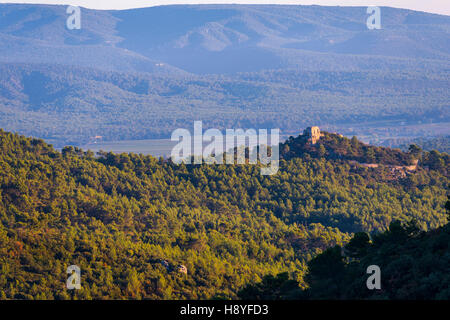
[239,219,450,300]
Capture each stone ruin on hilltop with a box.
[303,126,323,144]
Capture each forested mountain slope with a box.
[0,129,448,299]
[0,63,448,146]
[1,4,449,74]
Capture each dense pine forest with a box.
[240,216,450,300]
[0,129,448,299]
[1,64,448,147]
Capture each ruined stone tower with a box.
[303,126,322,144]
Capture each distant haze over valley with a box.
[0,4,448,148]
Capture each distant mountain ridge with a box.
[0,4,449,74]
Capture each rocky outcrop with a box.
[177,265,188,274]
[157,259,188,274]
[349,160,419,180]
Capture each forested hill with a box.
[281,130,416,165]
[281,130,449,173]
[0,129,448,299]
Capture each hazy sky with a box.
[1,1,449,16]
